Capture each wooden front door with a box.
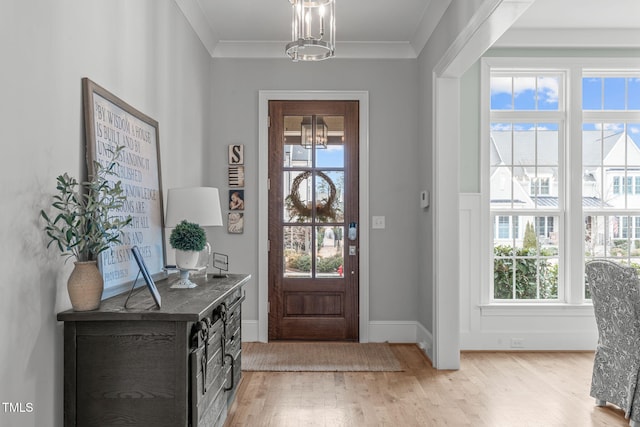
[268,100,359,341]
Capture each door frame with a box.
[258,90,370,343]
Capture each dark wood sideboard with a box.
[57,273,250,427]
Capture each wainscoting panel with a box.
[459,193,598,351]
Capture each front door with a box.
[268,100,359,341]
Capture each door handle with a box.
[348,222,357,240]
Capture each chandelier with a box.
[286,0,335,62]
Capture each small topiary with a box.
[169,220,207,252]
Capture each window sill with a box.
[479,303,594,317]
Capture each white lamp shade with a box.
[165,187,223,227]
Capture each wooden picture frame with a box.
[82,78,166,297]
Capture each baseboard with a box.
[368,320,418,343]
[416,322,434,361]
[460,330,597,351]
[242,320,259,342]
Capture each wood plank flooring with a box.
[226,344,630,427]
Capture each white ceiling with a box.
[176,0,640,58]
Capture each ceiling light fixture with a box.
[286,0,335,62]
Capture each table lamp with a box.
[165,187,223,288]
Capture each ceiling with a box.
[176,0,640,59]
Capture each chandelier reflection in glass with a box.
[301,116,328,149]
[286,0,335,62]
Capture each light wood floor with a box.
[225,344,631,427]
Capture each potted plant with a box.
[169,220,207,269]
[41,145,132,311]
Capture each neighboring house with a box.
[490,129,640,250]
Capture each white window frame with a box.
[481,57,640,314]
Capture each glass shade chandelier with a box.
[286,0,335,62]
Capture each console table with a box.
[57,273,250,427]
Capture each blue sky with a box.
[490,76,640,111]
[490,76,640,145]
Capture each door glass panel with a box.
[315,170,344,223]
[284,170,312,223]
[284,115,313,168]
[316,116,344,168]
[282,113,347,279]
[283,226,312,278]
[316,226,344,278]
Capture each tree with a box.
[523,221,537,251]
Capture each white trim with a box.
[432,75,461,369]
[416,321,434,362]
[434,0,535,78]
[257,90,370,343]
[478,304,594,317]
[460,331,597,351]
[241,320,259,342]
[495,28,640,49]
[175,0,450,60]
[213,41,417,59]
[368,321,419,343]
[174,0,219,57]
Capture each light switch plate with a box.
[372,216,385,229]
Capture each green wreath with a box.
[285,171,338,222]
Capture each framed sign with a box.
[82,78,166,297]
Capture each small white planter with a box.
[175,249,200,269]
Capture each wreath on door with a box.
[285,171,338,222]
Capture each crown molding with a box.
[176,0,433,60]
[212,41,417,59]
[495,28,640,48]
[174,0,219,57]
[410,0,452,57]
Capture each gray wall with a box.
[1,1,212,426]
[208,58,421,323]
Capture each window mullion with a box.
[567,64,584,305]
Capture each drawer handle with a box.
[223,353,234,392]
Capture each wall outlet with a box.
[510,338,525,348]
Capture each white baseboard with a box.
[460,331,597,351]
[242,320,260,342]
[416,322,434,361]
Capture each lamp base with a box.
[170,270,198,289]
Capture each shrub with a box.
[169,220,207,251]
[494,245,558,300]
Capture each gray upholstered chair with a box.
[585,260,640,427]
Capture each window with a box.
[582,72,640,290]
[486,59,640,305]
[489,72,563,301]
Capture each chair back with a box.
[585,260,640,351]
